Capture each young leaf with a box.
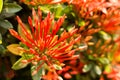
[0,0,3,13]
[7,44,23,56]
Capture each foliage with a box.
[0,0,120,80]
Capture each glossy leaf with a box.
[3,3,22,13]
[0,19,13,29]
[7,44,23,56]
[83,64,92,72]
[94,65,102,75]
[0,0,3,13]
[12,57,29,70]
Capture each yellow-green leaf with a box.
[7,44,23,56]
[12,57,29,70]
[0,34,2,44]
[0,0,3,13]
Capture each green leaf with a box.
[12,57,29,70]
[0,44,5,54]
[0,26,7,34]
[99,31,111,40]
[0,0,3,13]
[0,12,15,18]
[54,4,63,18]
[0,34,2,44]
[31,61,44,80]
[82,64,92,72]
[98,57,109,64]
[104,65,111,74]
[78,19,85,26]
[40,5,51,13]
[94,65,102,75]
[0,19,13,29]
[3,3,22,13]
[90,69,96,78]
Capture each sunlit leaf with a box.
[7,44,23,56]
[78,19,85,26]
[104,65,112,74]
[0,0,3,13]
[99,31,111,40]
[54,4,63,18]
[83,64,92,72]
[94,65,102,75]
[12,57,29,70]
[53,64,62,70]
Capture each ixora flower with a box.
[9,7,81,79]
[67,0,120,33]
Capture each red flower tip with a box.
[64,73,72,79]
[9,29,18,36]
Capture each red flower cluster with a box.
[69,0,120,33]
[9,7,81,78]
[104,63,120,80]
